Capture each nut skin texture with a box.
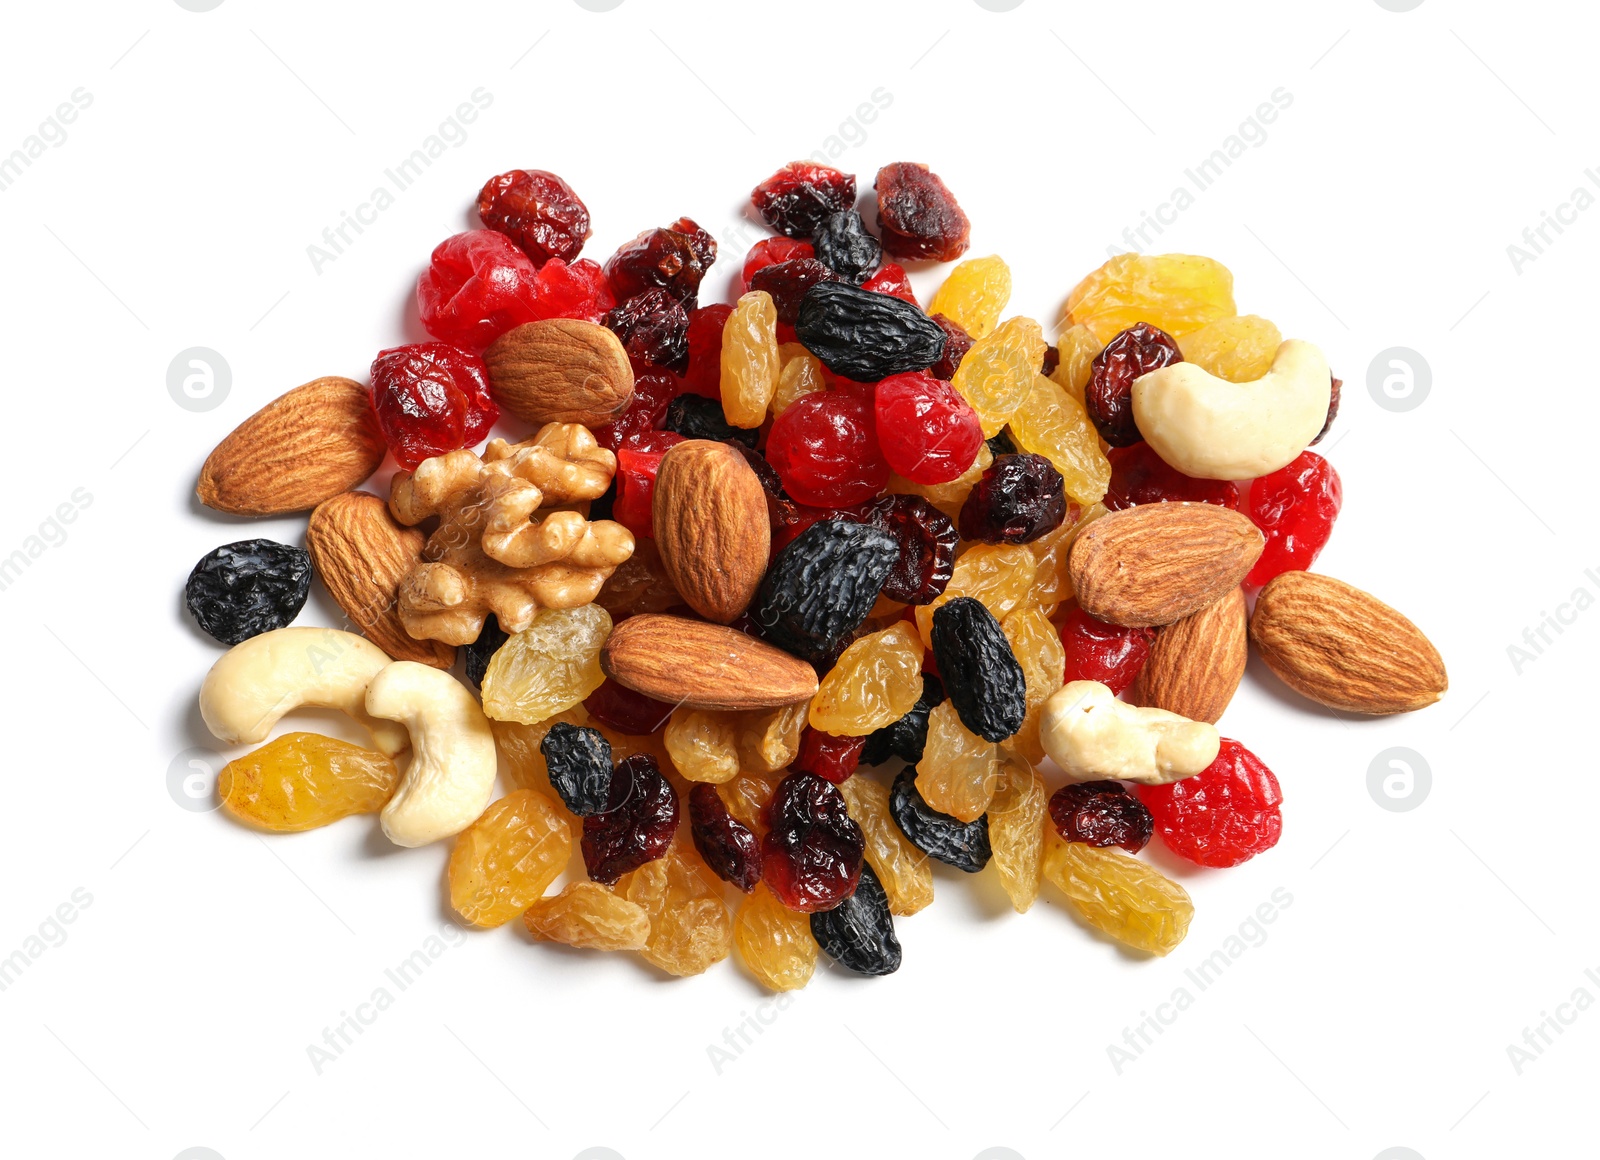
[653,440,771,624]
[929,597,1027,743]
[483,318,635,428]
[1250,571,1447,714]
[600,614,819,711]
[197,377,386,516]
[1126,587,1248,724]
[1068,502,1263,628]
[1040,680,1220,785]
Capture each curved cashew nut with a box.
[1040,681,1219,784]
[199,627,409,757]
[366,662,497,847]
[1131,339,1331,480]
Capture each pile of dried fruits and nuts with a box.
[185,160,1447,987]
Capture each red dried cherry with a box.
[1246,450,1342,586]
[766,389,891,509]
[1059,605,1153,695]
[369,343,498,471]
[416,230,541,351]
[689,784,762,892]
[874,162,971,261]
[526,257,615,324]
[604,223,711,303]
[861,262,917,305]
[749,258,841,326]
[1048,781,1153,853]
[1104,443,1241,511]
[1085,322,1182,447]
[874,371,984,485]
[794,727,867,784]
[741,237,814,292]
[1138,739,1284,867]
[583,678,675,735]
[927,314,974,381]
[761,772,864,912]
[476,169,591,266]
[613,442,683,538]
[590,370,681,453]
[750,162,857,239]
[681,304,733,398]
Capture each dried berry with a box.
[1314,375,1342,445]
[669,216,717,272]
[928,314,974,381]
[751,519,900,663]
[795,727,868,784]
[873,371,985,486]
[661,393,758,449]
[957,453,1068,544]
[682,303,734,397]
[951,316,1045,436]
[794,282,947,381]
[1139,739,1284,867]
[809,863,900,975]
[915,700,999,822]
[811,209,882,283]
[185,539,311,645]
[539,722,614,817]
[914,541,1036,646]
[986,429,1018,459]
[612,443,683,538]
[1008,373,1111,508]
[604,289,689,372]
[1058,605,1153,695]
[860,674,944,766]
[1064,253,1236,345]
[623,844,732,975]
[1041,344,1060,377]
[929,597,1026,742]
[522,256,615,324]
[720,290,782,428]
[742,237,814,291]
[766,390,891,509]
[689,783,763,891]
[862,262,917,304]
[604,223,711,303]
[842,495,957,605]
[874,162,970,261]
[762,772,865,913]
[591,370,680,453]
[1048,781,1153,853]
[987,756,1047,913]
[463,615,508,687]
[1003,602,1065,764]
[751,161,857,238]
[1104,442,1241,511]
[1246,450,1342,586]
[583,677,675,735]
[480,604,611,724]
[581,754,679,885]
[889,766,991,872]
[476,168,591,265]
[448,790,571,927]
[749,258,842,326]
[525,881,650,951]
[1176,313,1281,382]
[1085,322,1182,447]
[369,342,498,470]
[416,230,542,350]
[219,733,397,831]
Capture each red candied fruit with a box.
[927,314,975,381]
[794,727,867,785]
[689,783,763,892]
[526,257,615,324]
[749,258,841,326]
[369,343,499,471]
[1085,322,1182,448]
[766,389,892,509]
[416,230,542,351]
[476,169,592,266]
[1104,443,1241,511]
[604,222,713,304]
[742,237,814,292]
[681,304,734,398]
[1059,604,1153,695]
[862,262,917,305]
[761,772,864,912]
[612,441,683,538]
[584,677,675,735]
[590,371,681,453]
[1138,739,1284,867]
[1246,450,1342,586]
[750,162,857,239]
[874,162,971,262]
[874,371,984,485]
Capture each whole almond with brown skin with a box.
[601,614,818,711]
[483,318,634,427]
[305,492,455,668]
[1068,502,1264,627]
[1250,571,1447,714]
[1127,587,1247,724]
[197,377,386,515]
[653,440,770,624]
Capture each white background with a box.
[0,1,1593,1158]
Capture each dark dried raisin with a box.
[1049,780,1153,853]
[809,862,900,975]
[185,539,311,646]
[928,313,974,381]
[582,678,675,735]
[751,519,899,663]
[580,754,678,884]
[957,453,1068,544]
[860,675,945,766]
[985,429,1018,459]
[843,495,957,605]
[603,289,689,372]
[751,162,857,239]
[604,224,709,303]
[762,772,864,912]
[889,766,991,872]
[1085,322,1182,448]
[1103,442,1241,511]
[661,393,759,449]
[1041,344,1060,377]
[689,783,762,891]
[590,370,680,454]
[540,722,615,818]
[1313,375,1341,445]
[794,727,867,784]
[929,597,1026,742]
[749,258,841,326]
[811,209,882,284]
[668,216,717,273]
[874,162,971,261]
[463,614,508,687]
[794,282,946,381]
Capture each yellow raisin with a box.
[481,604,611,725]
[447,790,571,928]
[665,707,741,783]
[772,343,827,416]
[915,701,999,822]
[524,881,650,951]
[1041,827,1193,956]
[888,442,992,523]
[809,623,925,736]
[621,844,733,976]
[987,755,1047,912]
[839,774,933,916]
[491,707,588,793]
[1002,602,1065,765]
[1050,323,1103,408]
[1026,502,1106,613]
[1063,253,1236,344]
[927,254,1011,339]
[1177,314,1282,382]
[951,316,1046,436]
[219,732,398,832]
[720,770,783,834]
[1007,374,1111,507]
[733,882,818,992]
[915,543,1037,646]
[734,703,807,774]
[720,289,781,428]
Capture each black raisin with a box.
[749,258,841,326]
[185,539,311,646]
[1048,781,1154,853]
[603,289,689,373]
[580,754,679,885]
[539,722,614,817]
[889,766,991,872]
[811,209,882,284]
[661,393,759,448]
[463,614,508,688]
[794,282,946,381]
[689,783,762,892]
[841,495,957,605]
[985,429,1018,459]
[809,862,901,976]
[860,675,945,766]
[929,597,1026,742]
[751,519,899,663]
[1041,343,1060,377]
[957,453,1068,545]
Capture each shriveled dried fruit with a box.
[762,772,865,913]
[1025,504,1106,613]
[1085,322,1182,448]
[720,769,783,835]
[795,727,867,784]
[915,542,1037,647]
[604,289,690,372]
[841,495,958,605]
[751,161,857,238]
[539,721,614,816]
[524,881,650,951]
[1138,739,1284,867]
[369,342,498,470]
[463,615,509,687]
[490,708,589,794]
[604,221,712,303]
[720,290,782,428]
[874,371,984,486]
[735,882,818,991]
[927,255,1010,339]
[860,674,944,767]
[1003,602,1066,764]
[416,231,542,351]
[929,313,975,381]
[752,519,900,663]
[742,237,814,290]
[750,258,842,326]
[987,755,1046,912]
[1064,253,1236,344]
[1177,314,1281,382]
[690,783,763,891]
[1059,605,1154,695]
[809,622,926,736]
[448,789,571,927]
[665,706,741,784]
[1245,450,1342,586]
[622,844,732,976]
[809,863,901,975]
[1041,828,1193,956]
[930,597,1027,742]
[951,316,1046,437]
[914,700,999,823]
[767,389,891,508]
[794,282,947,381]
[889,441,992,523]
[581,754,680,885]
[874,162,970,261]
[862,262,918,304]
[734,703,807,775]
[1050,323,1103,406]
[1048,781,1153,853]
[889,766,990,872]
[772,343,827,416]
[480,604,612,725]
[839,774,934,916]
[661,393,758,449]
[958,453,1068,545]
[591,370,679,454]
[185,539,312,646]
[1008,374,1111,507]
[811,209,882,283]
[1104,442,1241,511]
[477,168,591,265]
[219,733,398,832]
[583,677,675,736]
[682,303,734,396]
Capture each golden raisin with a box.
[524,881,650,951]
[621,843,733,976]
[915,542,1037,646]
[951,316,1046,436]
[720,289,781,428]
[665,707,741,784]
[491,708,588,794]
[927,254,1011,339]
[987,754,1047,913]
[1063,253,1236,344]
[772,343,827,416]
[1041,827,1193,955]
[219,732,398,832]
[915,701,999,822]
[481,604,611,725]
[734,703,807,774]
[809,623,925,736]
[720,770,783,834]
[1007,374,1111,507]
[839,774,933,916]
[447,790,571,928]
[1177,314,1282,382]
[734,882,818,992]
[1002,602,1066,765]
[1050,323,1103,407]
[1026,503,1106,612]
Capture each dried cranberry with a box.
[874,162,971,261]
[741,237,814,292]
[689,783,762,892]
[1059,605,1153,695]
[842,495,957,605]
[1041,344,1060,377]
[1138,740,1284,867]
[1104,442,1241,511]
[1085,323,1182,447]
[794,727,867,784]
[750,162,857,239]
[604,224,709,303]
[766,389,892,508]
[525,257,615,324]
[1049,781,1153,853]
[927,314,975,381]
[604,289,689,372]
[580,754,680,884]
[957,453,1068,544]
[369,343,499,470]
[873,371,984,486]
[811,209,882,284]
[749,258,842,326]
[1313,375,1342,445]
[681,304,733,397]
[861,262,917,305]
[761,772,864,912]
[613,443,683,538]
[590,371,680,453]
[416,230,542,351]
[1246,451,1342,586]
[583,678,675,735]
[476,169,591,265]
[668,216,717,272]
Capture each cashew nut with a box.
[365,662,497,847]
[1131,339,1331,480]
[1040,681,1219,784]
[199,627,409,757]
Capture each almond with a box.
[483,318,634,427]
[197,377,386,515]
[1249,571,1447,715]
[652,440,770,624]
[601,614,818,711]
[1126,587,1247,724]
[1068,502,1264,627]
[305,492,455,669]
